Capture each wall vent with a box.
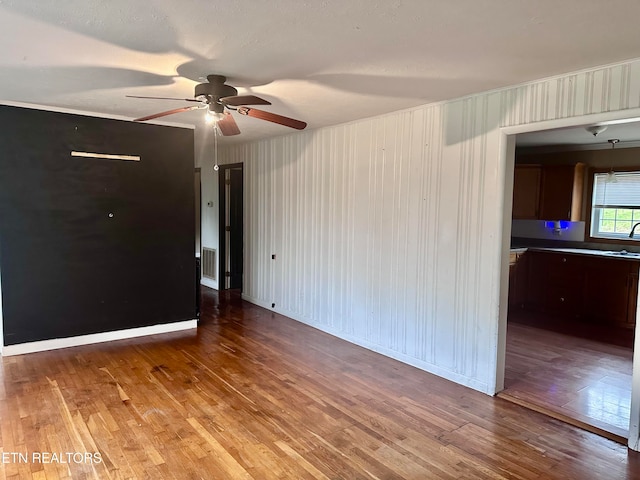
[202,248,216,280]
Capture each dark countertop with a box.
[512,246,640,261]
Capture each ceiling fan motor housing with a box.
[195,80,238,100]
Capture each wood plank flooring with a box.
[0,287,639,479]
[501,318,634,443]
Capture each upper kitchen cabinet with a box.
[512,163,585,221]
[539,163,585,221]
[512,165,541,219]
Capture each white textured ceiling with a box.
[2,0,640,144]
[516,119,640,152]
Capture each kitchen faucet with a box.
[629,222,640,238]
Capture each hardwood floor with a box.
[1,288,639,479]
[501,319,633,442]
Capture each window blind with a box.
[592,172,640,208]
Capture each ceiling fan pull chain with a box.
[213,126,219,171]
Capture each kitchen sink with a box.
[605,250,640,257]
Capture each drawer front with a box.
[544,288,581,316]
[543,273,582,317]
[543,252,582,271]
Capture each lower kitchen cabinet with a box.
[508,251,528,310]
[522,250,639,328]
[541,251,583,318]
[583,257,633,326]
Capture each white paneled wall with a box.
[208,58,640,397]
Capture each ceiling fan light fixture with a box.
[206,109,225,124]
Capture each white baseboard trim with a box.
[200,277,217,290]
[1,319,198,357]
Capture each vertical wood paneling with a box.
[218,57,640,395]
[629,62,640,107]
[425,104,442,365]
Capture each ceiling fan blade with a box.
[217,112,241,136]
[127,95,200,103]
[237,107,307,130]
[221,95,271,106]
[134,105,200,122]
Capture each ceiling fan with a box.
[126,74,307,136]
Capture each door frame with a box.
[217,162,244,290]
[496,108,640,450]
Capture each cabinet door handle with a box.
[562,258,567,263]
[560,297,565,302]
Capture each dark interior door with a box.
[229,168,243,289]
[218,164,243,290]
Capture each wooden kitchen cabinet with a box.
[523,249,639,328]
[508,250,529,310]
[512,165,541,219]
[512,163,584,221]
[538,163,585,221]
[542,252,584,318]
[524,250,546,310]
[525,250,584,318]
[583,255,639,328]
[627,272,639,328]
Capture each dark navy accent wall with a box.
[0,105,196,345]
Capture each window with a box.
[590,171,640,240]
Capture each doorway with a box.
[497,115,640,449]
[218,163,243,291]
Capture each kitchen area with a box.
[502,124,640,443]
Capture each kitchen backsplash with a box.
[511,219,640,253]
[511,219,585,242]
